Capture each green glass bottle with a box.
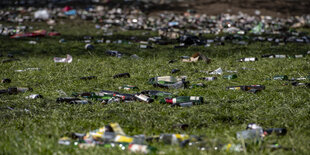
[273,75,288,80]
[160,96,204,104]
[140,90,174,99]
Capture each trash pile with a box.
[1,3,309,154]
[1,5,310,46]
[58,123,288,153]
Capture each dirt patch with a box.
[146,0,310,17]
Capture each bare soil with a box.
[146,0,310,17]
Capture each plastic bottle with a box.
[236,129,264,141]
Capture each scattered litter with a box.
[54,54,72,63]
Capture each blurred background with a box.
[1,0,309,17]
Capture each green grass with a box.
[1,20,310,154]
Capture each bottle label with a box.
[157,76,177,82]
[136,94,149,102]
[190,96,199,100]
[244,58,256,61]
[172,98,177,103]
[124,87,131,90]
[229,87,240,90]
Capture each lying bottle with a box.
[70,100,91,104]
[223,74,237,80]
[115,93,136,101]
[15,68,40,72]
[113,73,130,79]
[153,80,189,89]
[291,76,310,81]
[119,85,139,91]
[134,93,154,103]
[159,134,190,145]
[226,85,265,91]
[236,129,264,141]
[160,96,203,104]
[0,89,8,94]
[261,54,275,58]
[80,76,97,80]
[139,44,152,49]
[25,94,43,99]
[199,77,217,81]
[78,92,114,100]
[274,54,286,58]
[238,57,258,62]
[273,75,288,80]
[189,83,206,89]
[1,78,11,83]
[171,69,180,74]
[148,76,179,85]
[263,128,287,136]
[7,87,33,94]
[1,58,20,63]
[247,123,287,136]
[291,82,310,88]
[56,97,81,103]
[140,90,173,99]
[288,54,304,58]
[106,50,122,58]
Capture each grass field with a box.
[1,20,310,154]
